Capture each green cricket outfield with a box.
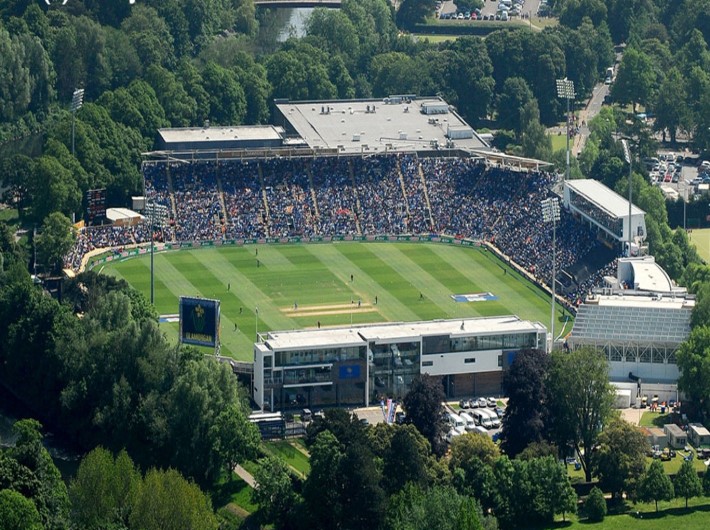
[101,242,572,361]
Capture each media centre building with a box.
[253,316,547,411]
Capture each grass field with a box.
[545,497,710,529]
[102,242,572,361]
[689,228,710,262]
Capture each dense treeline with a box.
[0,266,260,489]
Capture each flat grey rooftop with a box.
[276,97,491,155]
[158,125,283,144]
[566,179,645,218]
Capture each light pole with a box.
[621,139,633,255]
[541,197,560,352]
[255,306,259,341]
[556,78,575,182]
[70,88,85,157]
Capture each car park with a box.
[495,406,506,418]
[477,397,488,408]
[459,412,477,432]
[472,409,493,429]
[487,397,497,408]
[459,399,470,409]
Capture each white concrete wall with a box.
[609,361,679,384]
[611,381,680,404]
[421,349,501,376]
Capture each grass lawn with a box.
[102,242,572,361]
[689,228,710,262]
[414,34,459,43]
[262,440,310,476]
[210,472,258,514]
[551,134,570,152]
[544,497,710,529]
[639,411,672,428]
[0,207,18,223]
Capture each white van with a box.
[448,413,467,434]
[459,412,477,432]
[472,409,493,429]
[479,408,501,428]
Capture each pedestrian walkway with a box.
[234,464,256,487]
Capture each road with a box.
[572,82,610,157]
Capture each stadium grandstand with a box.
[68,154,618,308]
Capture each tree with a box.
[449,432,500,469]
[303,430,344,530]
[384,484,485,530]
[638,460,674,512]
[28,156,82,223]
[612,47,655,112]
[403,374,447,456]
[584,486,606,522]
[395,0,437,31]
[211,404,260,479]
[546,347,615,482]
[36,212,76,275]
[676,326,710,422]
[500,349,550,458]
[520,99,552,160]
[496,77,534,133]
[382,424,432,494]
[69,447,141,529]
[703,466,710,496]
[592,418,648,500]
[0,489,42,530]
[653,68,692,143]
[129,468,218,530]
[252,456,297,527]
[673,458,702,508]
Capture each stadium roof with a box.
[106,208,142,222]
[274,96,492,155]
[571,293,693,345]
[629,259,674,292]
[158,125,284,145]
[260,316,545,351]
[566,179,645,218]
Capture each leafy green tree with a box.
[303,430,343,529]
[340,441,385,530]
[673,458,702,508]
[403,374,447,456]
[612,47,655,112]
[520,99,553,161]
[382,424,432,494]
[0,489,42,530]
[210,404,260,479]
[676,326,710,421]
[396,0,436,31]
[251,456,297,527]
[369,52,423,97]
[120,5,176,69]
[500,349,550,457]
[654,68,692,143]
[0,154,34,220]
[703,466,710,496]
[638,460,674,512]
[36,212,76,274]
[450,432,500,469]
[592,418,648,499]
[144,64,198,127]
[497,77,534,133]
[546,347,615,482]
[69,447,141,529]
[129,468,218,530]
[384,484,485,530]
[201,61,246,125]
[559,0,608,28]
[29,156,82,223]
[584,486,606,522]
[0,27,31,121]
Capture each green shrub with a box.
[585,487,607,522]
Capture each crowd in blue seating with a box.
[67,155,617,304]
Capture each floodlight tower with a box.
[621,139,633,255]
[541,197,560,352]
[70,88,85,157]
[556,78,575,182]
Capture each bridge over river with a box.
[254,0,341,7]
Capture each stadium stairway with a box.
[166,166,178,223]
[306,164,321,217]
[417,159,436,231]
[348,160,363,235]
[395,163,412,218]
[257,162,271,237]
[215,172,229,225]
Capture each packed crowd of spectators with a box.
[65,224,152,270]
[66,155,618,304]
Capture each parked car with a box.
[487,397,497,408]
[477,397,488,408]
[459,399,470,409]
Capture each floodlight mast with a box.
[70,88,85,157]
[541,197,560,352]
[621,139,633,255]
[556,79,575,183]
